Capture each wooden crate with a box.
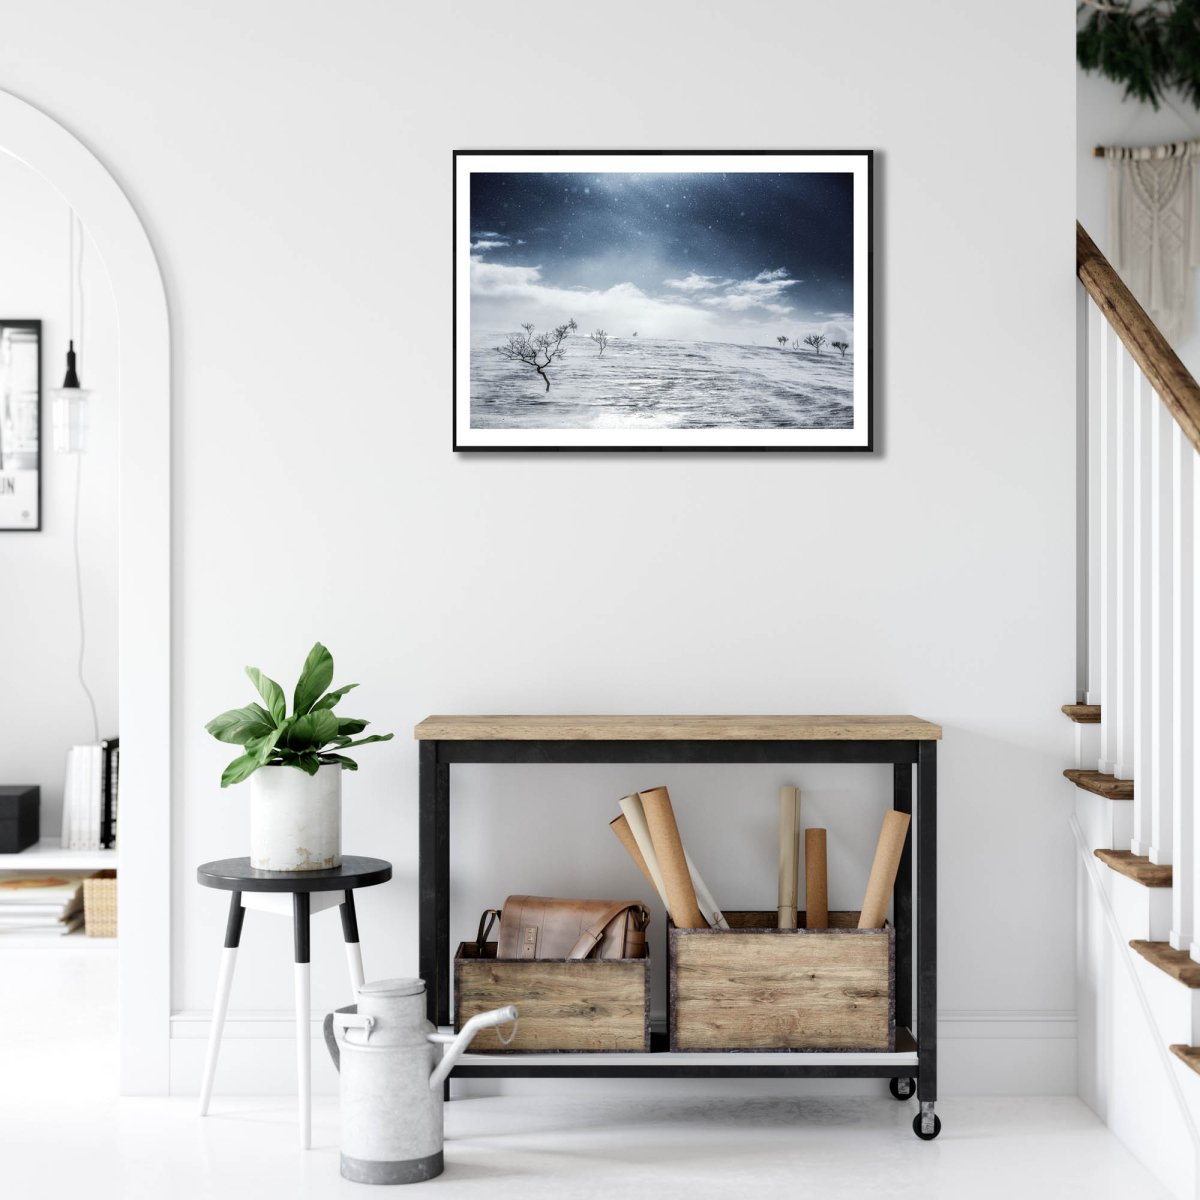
[669,910,894,1052]
[454,941,650,1053]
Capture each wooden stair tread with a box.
[1062,704,1101,724]
[1063,769,1134,799]
[1094,849,1173,887]
[1130,941,1200,987]
[1170,1045,1200,1076]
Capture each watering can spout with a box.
[428,1006,518,1090]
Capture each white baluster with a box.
[1077,287,1091,704]
[1098,320,1119,774]
[1130,368,1154,854]
[1167,424,1193,953]
[1087,300,1103,710]
[1114,347,1136,780]
[1149,398,1175,861]
[1191,440,1200,964]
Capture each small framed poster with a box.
[453,151,872,452]
[0,320,42,529]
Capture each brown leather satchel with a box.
[476,895,650,961]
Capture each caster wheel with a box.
[889,1077,915,1101]
[913,1112,942,1141]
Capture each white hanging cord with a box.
[67,208,75,344]
[76,212,84,370]
[72,450,99,745]
[67,206,99,745]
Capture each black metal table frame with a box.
[418,738,936,1122]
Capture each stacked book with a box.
[0,872,86,936]
[61,738,119,851]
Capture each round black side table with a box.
[196,856,391,1149]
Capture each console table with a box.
[414,715,942,1139]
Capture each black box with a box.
[0,786,39,853]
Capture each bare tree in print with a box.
[496,319,579,391]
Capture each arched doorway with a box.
[0,89,170,1094]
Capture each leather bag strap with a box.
[566,901,649,960]
[475,908,501,948]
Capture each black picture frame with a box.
[453,150,873,453]
[0,319,43,529]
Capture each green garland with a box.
[1078,1,1200,109]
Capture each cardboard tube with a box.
[778,786,799,928]
[683,849,730,930]
[805,828,828,929]
[610,813,661,900]
[858,810,911,928]
[617,795,671,913]
[639,786,707,929]
[621,792,726,927]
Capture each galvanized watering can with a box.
[324,977,517,1184]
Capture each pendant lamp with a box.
[51,213,93,454]
[52,339,91,454]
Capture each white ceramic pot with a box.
[249,762,342,871]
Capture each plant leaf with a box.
[252,725,285,765]
[206,703,275,746]
[281,708,340,752]
[293,752,321,776]
[319,753,359,771]
[293,642,335,716]
[336,717,369,737]
[245,666,286,724]
[220,752,261,788]
[312,683,358,712]
[335,733,394,751]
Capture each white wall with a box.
[0,152,117,836]
[1078,69,1200,373]
[0,0,1076,1094]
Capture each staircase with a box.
[1073,224,1200,1199]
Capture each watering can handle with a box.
[324,1005,374,1072]
[322,1012,340,1073]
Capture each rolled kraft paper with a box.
[778,786,799,929]
[609,813,663,901]
[638,786,707,929]
[805,828,829,929]
[683,849,730,930]
[616,795,671,914]
[858,810,912,929]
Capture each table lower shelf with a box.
[447,1026,919,1079]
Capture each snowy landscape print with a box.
[455,152,871,449]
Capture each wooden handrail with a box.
[1077,221,1200,454]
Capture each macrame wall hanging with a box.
[1102,141,1200,343]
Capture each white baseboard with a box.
[170,1008,1077,1098]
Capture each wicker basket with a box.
[83,870,117,938]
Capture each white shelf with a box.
[440,1027,919,1069]
[0,837,117,871]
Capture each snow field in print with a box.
[470,331,853,431]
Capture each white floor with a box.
[0,951,1173,1199]
[0,1092,1172,1199]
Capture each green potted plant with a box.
[205,642,393,871]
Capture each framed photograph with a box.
[453,151,872,452]
[0,320,42,529]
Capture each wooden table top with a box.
[413,715,942,742]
